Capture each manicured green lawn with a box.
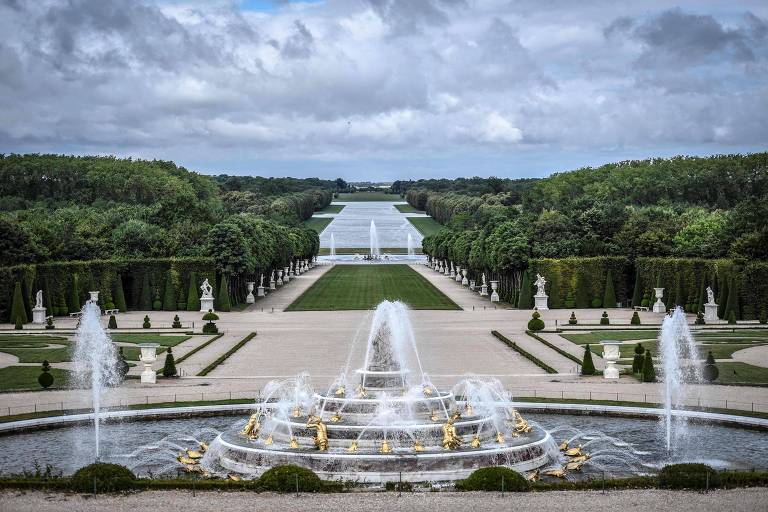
[562,331,656,345]
[317,204,345,213]
[286,264,460,311]
[394,204,422,213]
[0,366,71,391]
[407,217,442,237]
[711,362,768,385]
[336,192,402,201]
[303,217,333,233]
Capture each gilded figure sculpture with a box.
[240,413,261,439]
[306,415,329,451]
[441,410,462,450]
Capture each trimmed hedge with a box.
[491,331,557,374]
[198,332,257,376]
[658,463,720,490]
[525,330,582,365]
[455,467,529,492]
[70,463,135,493]
[257,465,322,493]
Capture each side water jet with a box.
[407,233,414,257]
[72,302,120,460]
[369,220,380,257]
[330,233,336,260]
[658,306,701,454]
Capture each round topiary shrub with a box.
[455,467,529,492]
[600,311,610,325]
[658,463,720,490]
[257,465,322,492]
[142,315,151,329]
[694,311,705,325]
[202,310,219,334]
[630,311,641,325]
[568,312,577,325]
[70,463,136,493]
[172,314,182,329]
[527,311,545,332]
[38,360,54,389]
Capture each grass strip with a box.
[525,330,582,365]
[393,204,422,213]
[197,332,257,376]
[173,333,224,366]
[303,217,333,233]
[406,217,442,237]
[491,331,557,374]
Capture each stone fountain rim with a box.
[313,392,454,403]
[1,402,767,435]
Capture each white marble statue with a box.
[35,290,43,309]
[259,274,264,287]
[481,273,487,286]
[706,286,715,305]
[534,274,547,296]
[200,279,213,299]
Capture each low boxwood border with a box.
[525,330,582,365]
[491,331,557,374]
[197,332,257,376]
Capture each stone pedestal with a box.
[704,303,719,322]
[490,281,499,302]
[652,287,666,313]
[534,294,549,311]
[200,297,214,313]
[449,264,456,279]
[283,267,290,283]
[32,307,47,324]
[277,270,284,286]
[469,280,476,291]
[600,340,621,379]
[245,282,255,304]
[257,286,266,297]
[455,267,462,283]
[443,263,450,276]
[479,284,488,296]
[269,278,276,291]
[139,344,159,384]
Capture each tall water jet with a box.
[369,220,380,257]
[72,302,120,460]
[330,232,336,260]
[658,307,701,454]
[407,233,415,257]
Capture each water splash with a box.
[71,302,120,460]
[330,232,336,260]
[658,307,701,454]
[369,220,380,257]
[407,233,414,257]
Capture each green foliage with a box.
[632,343,645,373]
[658,464,720,490]
[527,311,545,331]
[202,310,219,321]
[37,360,53,389]
[257,465,322,493]
[761,307,767,325]
[642,351,656,382]
[9,282,27,324]
[568,312,577,325]
[455,467,530,492]
[113,275,127,312]
[581,345,596,375]
[186,272,200,311]
[152,290,161,311]
[630,311,641,325]
[631,270,642,307]
[45,316,54,330]
[575,270,591,309]
[162,271,176,311]
[70,463,135,493]
[603,271,616,308]
[600,311,610,325]
[695,311,705,325]
[703,350,719,382]
[14,316,22,330]
[140,273,152,311]
[727,310,737,325]
[517,271,532,309]
[108,314,117,329]
[202,310,219,334]
[162,347,177,377]
[172,314,182,329]
[591,297,602,308]
[725,276,739,320]
[142,315,151,329]
[217,276,231,312]
[117,347,129,380]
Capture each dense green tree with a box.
[162,347,177,377]
[9,281,27,324]
[217,275,231,312]
[581,346,596,375]
[574,271,591,309]
[162,272,176,311]
[186,273,200,312]
[603,271,616,308]
[642,351,656,382]
[517,271,532,309]
[113,275,127,312]
[725,277,739,320]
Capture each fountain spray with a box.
[369,220,380,257]
[72,302,120,460]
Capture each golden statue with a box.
[565,460,585,471]
[199,441,209,452]
[177,455,198,465]
[306,415,329,451]
[186,449,203,459]
[441,410,462,450]
[526,469,540,482]
[227,473,242,482]
[347,440,358,453]
[558,440,568,451]
[423,386,433,396]
[335,385,345,397]
[463,403,474,416]
[380,440,392,453]
[292,406,302,418]
[330,411,342,423]
[289,436,299,449]
[413,440,424,452]
[569,454,589,463]
[564,445,583,457]
[470,435,481,448]
[356,384,368,398]
[495,432,505,444]
[544,467,567,479]
[240,413,261,439]
[264,434,274,445]
[510,411,532,434]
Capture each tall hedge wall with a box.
[529,257,632,308]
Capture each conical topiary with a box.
[568,312,577,325]
[142,315,151,329]
[14,315,23,330]
[717,275,728,319]
[113,275,127,312]
[108,314,117,329]
[140,274,152,311]
[581,345,596,375]
[162,347,177,377]
[38,360,54,389]
[631,311,641,325]
[186,272,200,312]
[517,271,532,309]
[564,289,575,309]
[761,307,767,325]
[600,311,609,325]
[69,274,81,313]
[603,271,616,308]
[117,347,129,380]
[631,270,642,308]
[217,276,231,312]
[9,281,27,324]
[172,314,182,329]
[702,350,718,382]
[632,343,645,374]
[527,310,545,331]
[162,272,176,311]
[642,351,656,382]
[575,271,591,309]
[727,310,737,325]
[725,277,739,321]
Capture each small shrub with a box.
[630,311,640,325]
[162,347,177,377]
[600,311,609,325]
[695,311,705,325]
[658,463,720,490]
[108,314,117,329]
[385,481,413,492]
[14,316,23,330]
[591,297,602,308]
[702,350,719,382]
[70,463,135,493]
[632,343,645,374]
[45,317,55,330]
[172,314,182,329]
[117,347,129,380]
[581,345,596,376]
[527,311,545,332]
[257,465,322,493]
[568,312,577,325]
[642,350,656,382]
[455,467,529,492]
[202,310,219,334]
[38,360,54,389]
[142,315,151,329]
[727,310,737,325]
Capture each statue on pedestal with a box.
[442,410,462,450]
[706,286,715,305]
[534,274,547,296]
[200,279,213,299]
[35,290,43,309]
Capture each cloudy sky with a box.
[1,0,766,180]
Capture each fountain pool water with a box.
[369,220,380,257]
[71,302,120,460]
[658,307,701,454]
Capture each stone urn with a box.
[490,281,499,302]
[139,343,159,384]
[600,340,622,379]
[246,282,255,304]
[88,291,100,304]
[461,269,469,286]
[652,287,666,313]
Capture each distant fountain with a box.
[330,233,336,260]
[407,233,415,257]
[72,302,120,460]
[658,307,701,454]
[369,220,380,257]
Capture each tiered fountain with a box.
[204,301,558,482]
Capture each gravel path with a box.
[0,489,766,512]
